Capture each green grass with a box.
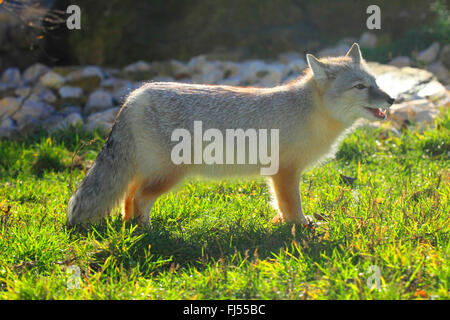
[0,109,448,300]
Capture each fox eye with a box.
[354,84,366,89]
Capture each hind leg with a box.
[122,178,143,221]
[133,174,183,226]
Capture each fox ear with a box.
[346,43,362,63]
[306,54,328,79]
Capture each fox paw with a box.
[272,214,315,227]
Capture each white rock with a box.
[359,32,378,48]
[67,66,105,82]
[152,76,174,83]
[200,69,223,84]
[39,71,66,89]
[222,61,242,78]
[218,76,242,86]
[59,86,83,99]
[84,107,119,133]
[85,89,114,113]
[28,87,57,104]
[417,42,440,64]
[112,81,140,104]
[238,60,269,83]
[23,63,50,83]
[278,51,303,64]
[0,116,18,139]
[61,105,82,116]
[258,64,287,87]
[170,60,190,78]
[41,114,66,133]
[187,55,207,74]
[286,58,307,73]
[65,112,84,127]
[0,97,22,118]
[427,61,449,84]
[389,99,436,124]
[388,56,411,68]
[1,68,21,85]
[12,100,54,123]
[415,108,440,123]
[123,60,151,74]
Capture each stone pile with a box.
[0,35,448,139]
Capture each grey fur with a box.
[67,105,136,226]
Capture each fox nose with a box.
[387,97,395,105]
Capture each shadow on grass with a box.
[69,214,344,277]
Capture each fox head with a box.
[306,43,394,124]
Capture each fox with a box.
[67,43,394,227]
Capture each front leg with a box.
[270,168,309,225]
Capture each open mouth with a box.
[364,107,387,119]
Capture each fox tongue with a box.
[367,107,386,119]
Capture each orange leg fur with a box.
[132,174,182,225]
[123,178,143,221]
[270,168,308,225]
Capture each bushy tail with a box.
[67,121,136,226]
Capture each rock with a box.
[317,44,350,58]
[389,99,437,125]
[415,108,440,123]
[222,61,242,78]
[199,69,223,84]
[368,62,446,102]
[39,71,66,89]
[28,87,58,104]
[1,68,21,85]
[428,61,449,84]
[41,114,66,133]
[170,60,190,79]
[85,89,114,113]
[218,76,242,86]
[12,100,54,124]
[285,58,307,74]
[16,115,40,134]
[0,116,18,139]
[415,79,447,100]
[100,78,126,91]
[237,60,268,83]
[278,51,303,64]
[23,63,50,83]
[359,32,378,48]
[58,86,84,104]
[83,107,119,133]
[42,112,84,133]
[388,56,411,68]
[151,76,174,83]
[258,63,287,87]
[0,83,16,99]
[66,66,105,92]
[122,61,153,80]
[65,112,84,127]
[60,105,82,116]
[112,81,140,104]
[0,97,22,118]
[187,55,208,74]
[417,42,440,64]
[440,44,450,69]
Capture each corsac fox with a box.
[67,43,394,227]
